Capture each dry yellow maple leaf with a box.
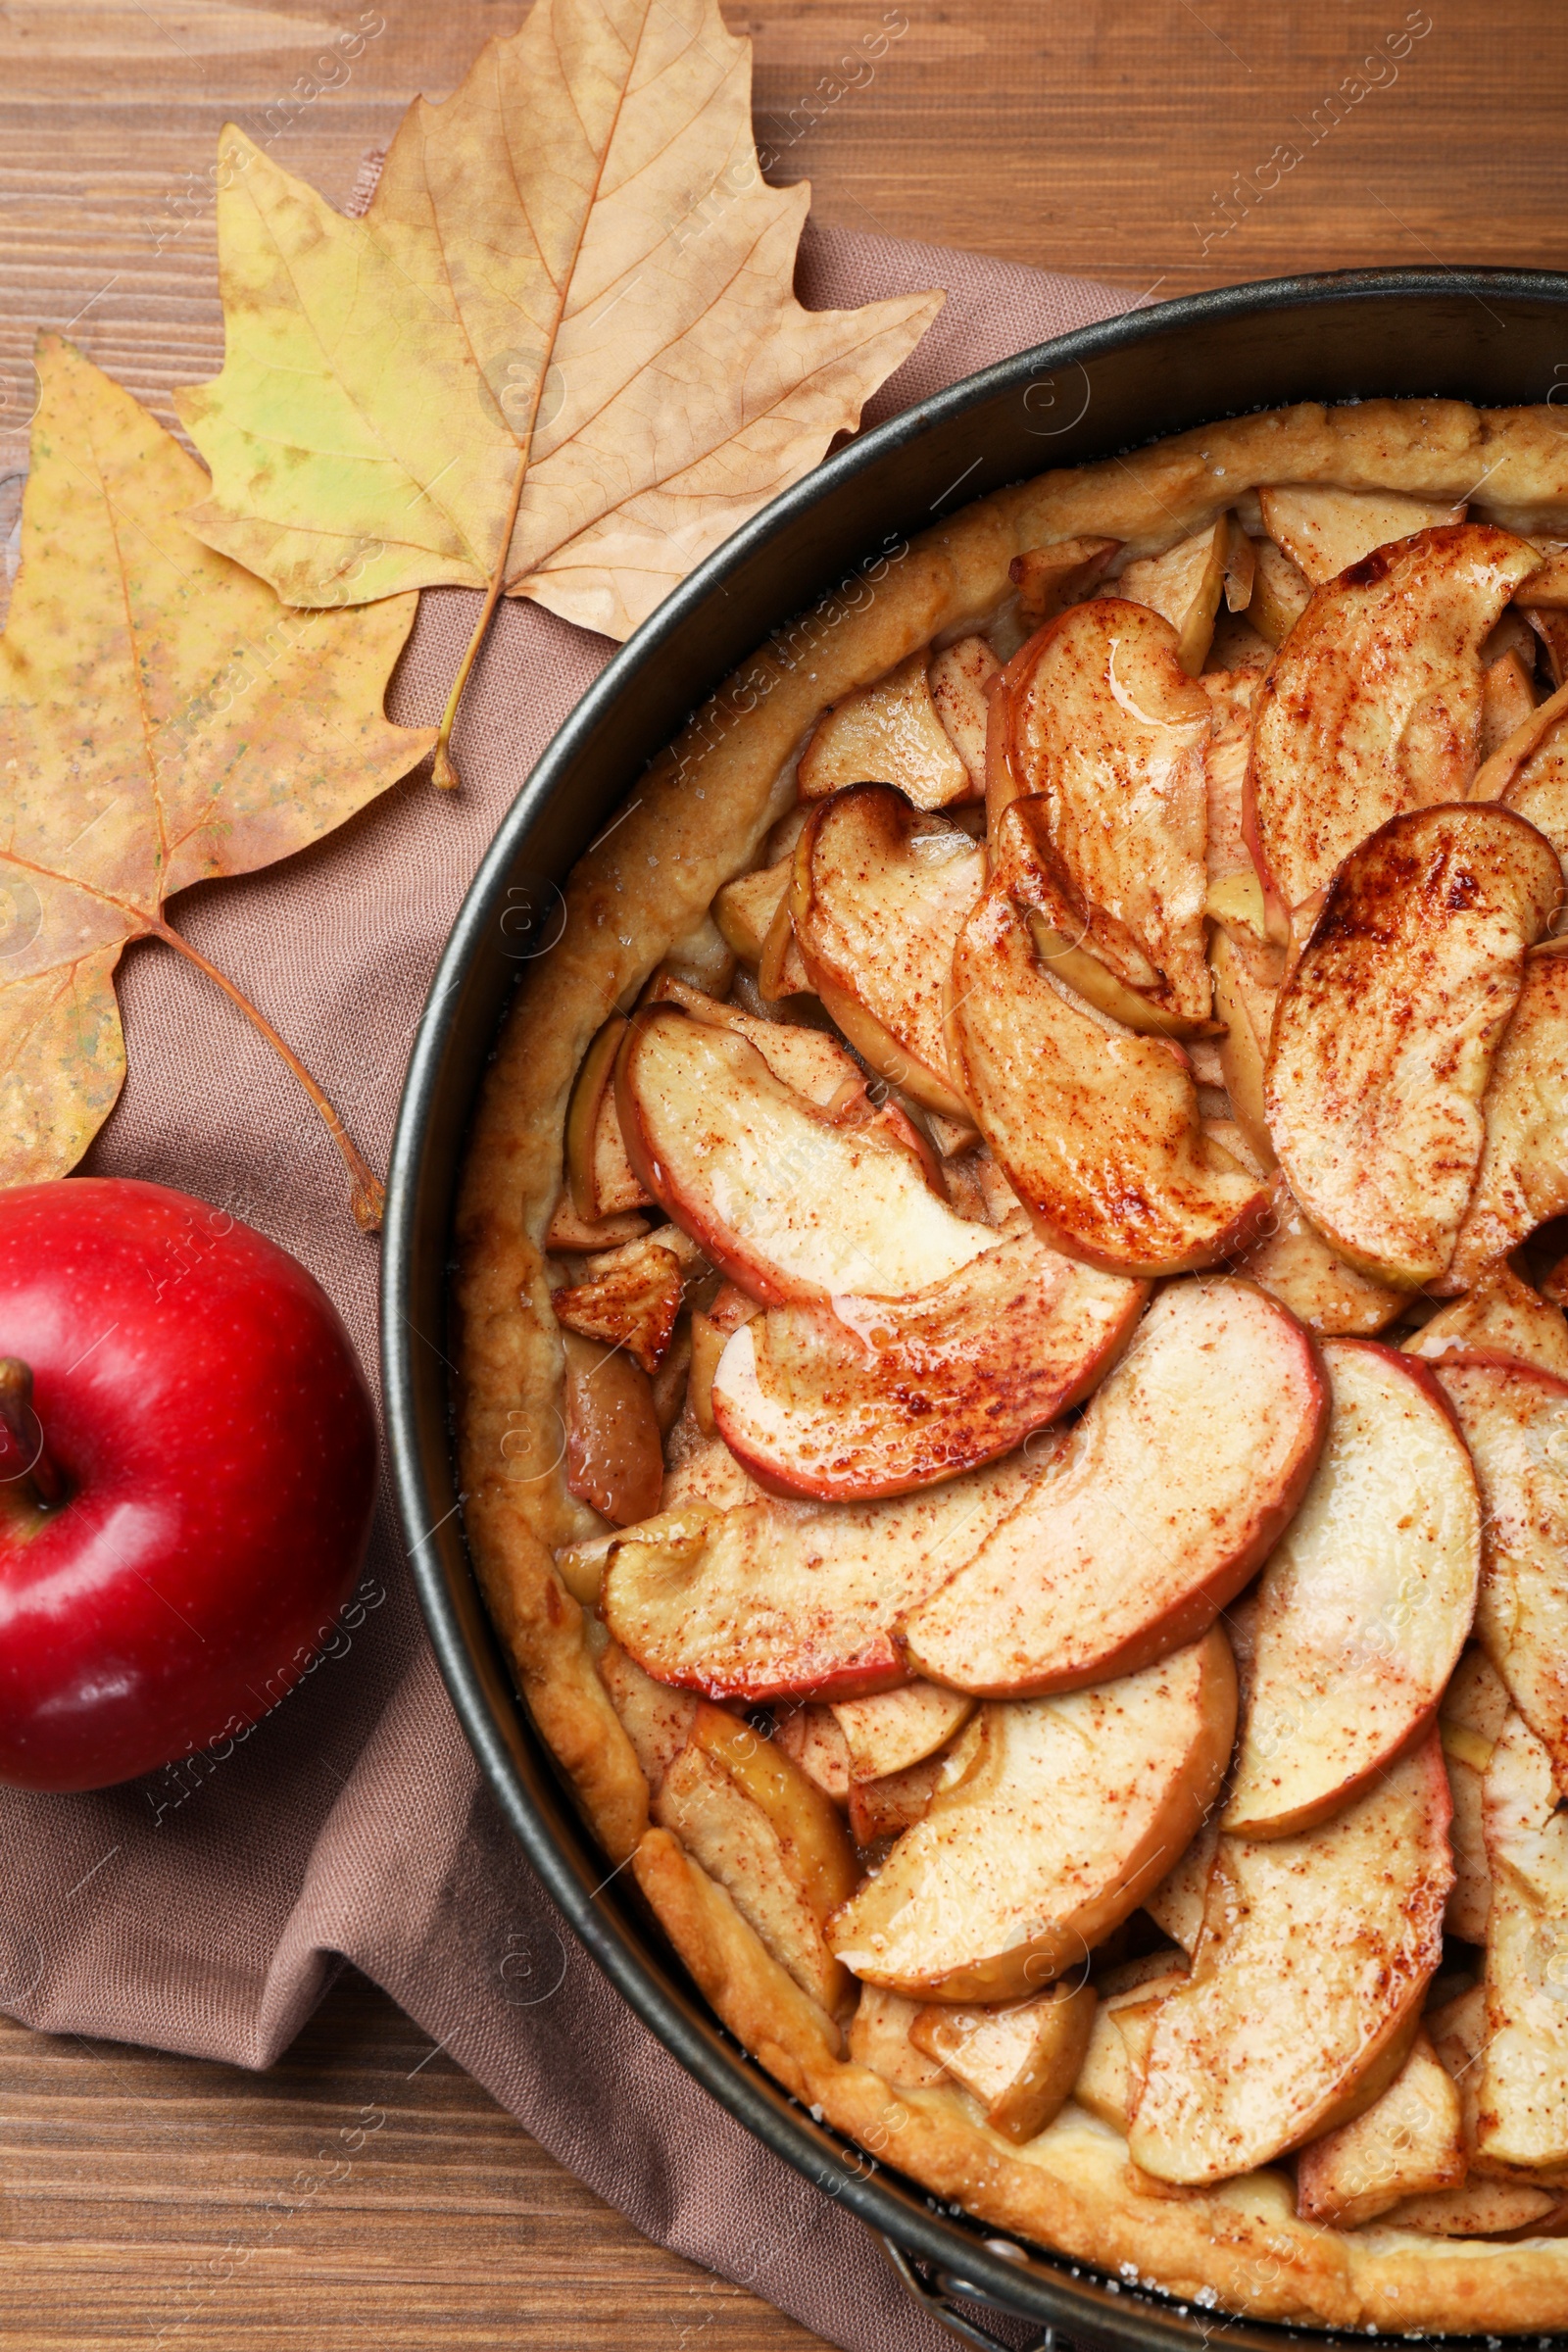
[174,0,942,783]
[0,334,437,1226]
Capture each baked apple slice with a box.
[1294,2029,1465,2229]
[987,599,1212,1027]
[1437,1358,1568,1788]
[1257,484,1467,585]
[798,650,973,810]
[709,1217,1146,1500]
[909,1980,1097,2142]
[1116,517,1237,675]
[831,1684,975,1782]
[1472,674,1568,866]
[1246,523,1544,911]
[827,1628,1236,2003]
[950,849,1269,1276]
[1404,1265,1568,1378]
[1127,1737,1452,2186]
[1008,536,1119,631]
[901,1278,1326,1696]
[1477,1708,1568,2174]
[1264,804,1562,1289]
[789,783,983,1117]
[602,1448,1038,1703]
[1236,1178,1406,1337]
[1440,1646,1510,1944]
[1222,1340,1480,1838]
[616,1008,993,1305]
[653,1697,859,2015]
[1445,945,1568,1295]
[927,637,1000,792]
[1247,537,1311,650]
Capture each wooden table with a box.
[1,1,1563,2342]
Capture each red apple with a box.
[0,1177,376,1791]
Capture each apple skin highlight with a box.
[0,1177,377,1792]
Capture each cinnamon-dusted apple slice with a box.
[789,784,983,1117]
[950,851,1269,1276]
[640,975,859,1106]
[1404,1265,1568,1378]
[1445,946,1568,1295]
[1222,1340,1480,1838]
[1236,1178,1407,1338]
[1471,675,1568,865]
[1117,516,1243,675]
[798,650,973,810]
[616,1009,992,1307]
[1439,1646,1510,1943]
[909,1979,1097,2142]
[831,1684,975,1783]
[603,1447,1038,1703]
[654,1698,859,2016]
[927,636,1000,792]
[989,599,1212,1026]
[1437,1359,1568,1788]
[1476,1709,1568,2173]
[902,1278,1324,1697]
[773,1702,851,1807]
[1258,484,1467,584]
[828,1629,1236,2004]
[553,1235,688,1375]
[1246,524,1544,911]
[1264,805,1562,1289]
[846,1984,950,2089]
[1127,1737,1452,2186]
[1069,1955,1192,2129]
[710,1217,1146,1501]
[1295,2030,1466,2229]
[848,1754,943,1845]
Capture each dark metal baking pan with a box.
[383,266,1568,2350]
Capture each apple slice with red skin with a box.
[615,1007,992,1307]
[1405,1265,1568,1379]
[949,841,1269,1277]
[831,1683,974,1782]
[1437,1357,1568,1792]
[901,1277,1326,1697]
[1127,1737,1452,2187]
[1264,803,1562,1290]
[987,598,1212,1028]
[601,1447,1040,1705]
[789,783,983,1119]
[1221,1339,1480,1838]
[827,1628,1236,2004]
[709,1215,1147,1501]
[1245,522,1544,914]
[1444,945,1568,1295]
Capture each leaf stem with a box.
[153,918,385,1234]
[431,445,532,790]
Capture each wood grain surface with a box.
[2,1,1565,2344]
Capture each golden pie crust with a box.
[455,397,1568,2334]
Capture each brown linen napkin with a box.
[0,223,1129,2351]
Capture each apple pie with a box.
[457,396,1568,2333]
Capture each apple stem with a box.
[0,1358,66,1510]
[153,919,385,1235]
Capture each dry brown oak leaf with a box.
[0,334,435,1223]
[172,0,942,780]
